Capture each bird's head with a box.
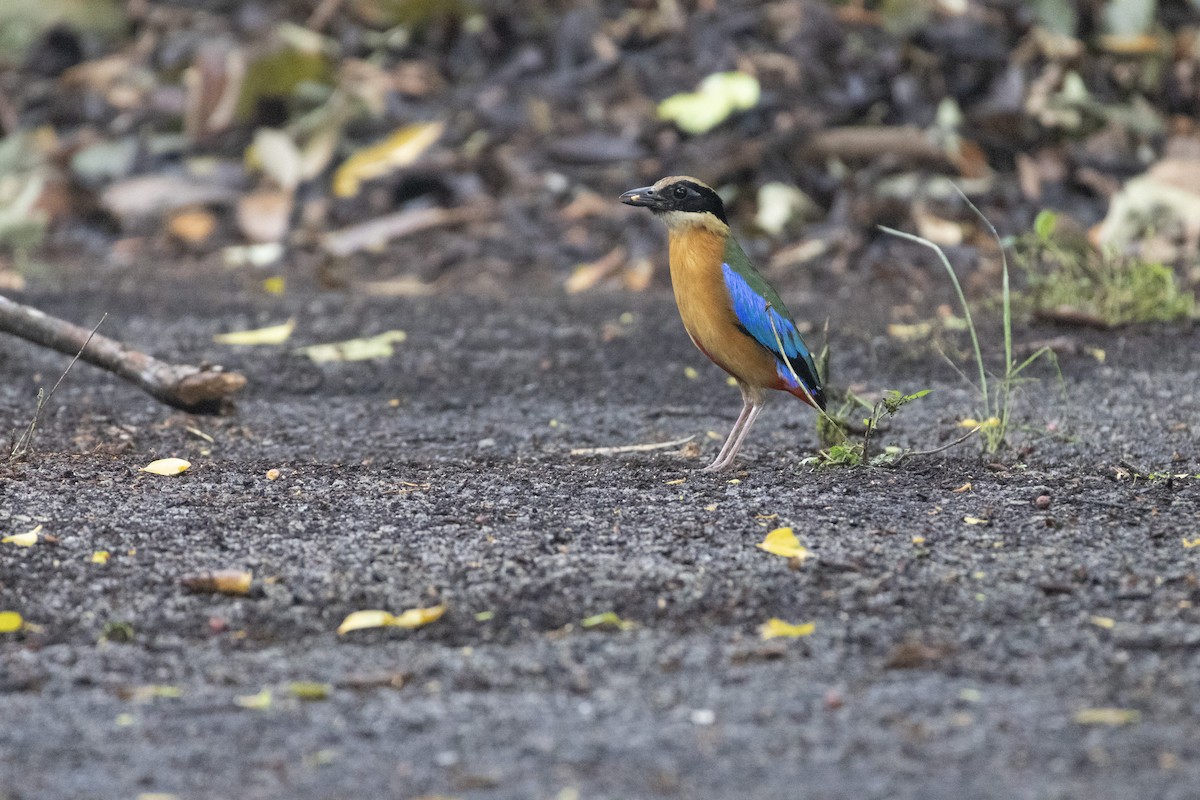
[620,176,728,232]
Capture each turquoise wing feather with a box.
[721,238,825,408]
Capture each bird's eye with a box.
[672,185,688,200]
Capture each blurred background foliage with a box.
[0,0,1196,327]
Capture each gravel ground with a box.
[2,286,1199,800]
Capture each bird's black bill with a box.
[619,186,659,208]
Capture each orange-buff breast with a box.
[667,227,783,390]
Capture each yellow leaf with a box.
[963,516,989,525]
[911,536,926,545]
[289,681,331,700]
[234,688,273,710]
[760,618,815,640]
[390,605,446,629]
[91,551,111,564]
[664,478,686,486]
[1090,615,1116,629]
[756,527,810,560]
[333,121,445,198]
[213,318,295,345]
[683,366,699,380]
[1086,347,1106,363]
[337,609,397,635]
[580,611,635,631]
[657,72,760,135]
[888,320,938,341]
[1073,707,1140,726]
[1183,537,1200,549]
[336,605,445,635]
[0,611,24,633]
[262,276,285,294]
[294,330,407,363]
[140,458,191,476]
[3,523,42,547]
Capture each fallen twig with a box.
[570,435,696,457]
[0,294,246,414]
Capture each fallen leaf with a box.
[756,527,810,560]
[100,174,237,224]
[3,523,42,547]
[580,611,636,631]
[249,128,303,190]
[320,206,486,257]
[222,242,285,267]
[167,208,218,245]
[333,121,444,198]
[564,247,626,294]
[755,182,814,235]
[963,517,989,525]
[391,605,446,628]
[289,681,331,700]
[235,188,294,244]
[664,478,686,486]
[951,482,973,493]
[0,611,23,633]
[658,71,760,135]
[91,551,110,564]
[140,458,192,476]
[759,618,815,640]
[336,605,445,635]
[294,330,407,363]
[887,321,934,341]
[213,319,296,346]
[186,427,214,443]
[262,276,285,294]
[1090,615,1116,629]
[336,610,398,635]
[1183,537,1200,549]
[1073,707,1140,726]
[234,688,273,710]
[885,639,945,668]
[181,569,254,596]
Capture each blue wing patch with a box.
[722,263,824,404]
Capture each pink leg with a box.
[701,384,765,472]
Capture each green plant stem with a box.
[878,225,989,420]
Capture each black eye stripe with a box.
[657,180,728,224]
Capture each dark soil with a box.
[2,284,1199,800]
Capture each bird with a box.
[620,176,825,472]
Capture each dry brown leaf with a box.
[565,247,627,294]
[181,569,254,596]
[236,189,294,244]
[167,208,218,245]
